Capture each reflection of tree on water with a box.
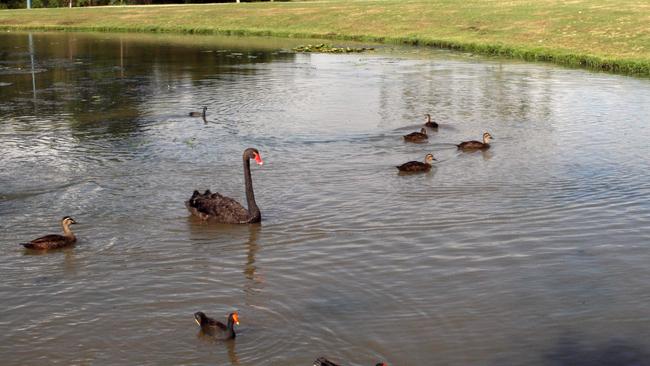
[1,31,296,139]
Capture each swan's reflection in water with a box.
[244,224,263,297]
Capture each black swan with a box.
[424,113,438,128]
[21,216,77,250]
[189,106,207,118]
[194,312,239,339]
[186,148,264,223]
[396,153,436,172]
[457,132,493,150]
[403,128,428,142]
[313,357,387,366]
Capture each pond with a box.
[1,31,649,366]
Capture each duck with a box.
[403,128,428,142]
[313,357,387,366]
[424,113,438,128]
[396,153,436,173]
[457,132,493,150]
[189,106,207,118]
[186,148,264,224]
[21,216,77,250]
[194,312,239,340]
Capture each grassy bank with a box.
[1,0,649,75]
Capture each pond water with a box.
[1,31,649,366]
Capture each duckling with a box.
[396,153,436,172]
[189,106,207,118]
[457,132,493,150]
[194,311,239,340]
[424,113,438,128]
[21,216,77,250]
[313,357,387,366]
[403,128,428,142]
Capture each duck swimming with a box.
[194,312,239,340]
[403,128,428,142]
[21,216,77,250]
[424,113,438,128]
[457,132,493,150]
[396,153,436,172]
[186,148,264,224]
[313,357,387,366]
[189,106,207,118]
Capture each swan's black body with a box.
[186,148,263,224]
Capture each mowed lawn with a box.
[1,0,649,74]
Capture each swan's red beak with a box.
[253,152,263,166]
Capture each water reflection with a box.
[244,225,263,296]
[543,334,650,366]
[2,31,650,366]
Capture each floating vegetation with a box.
[292,43,374,54]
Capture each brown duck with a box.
[21,216,77,250]
[396,153,436,173]
[457,132,493,150]
[189,106,207,118]
[194,312,239,339]
[313,357,387,366]
[186,148,264,224]
[424,113,438,128]
[403,128,428,142]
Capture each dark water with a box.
[1,31,650,366]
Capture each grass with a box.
[0,0,649,75]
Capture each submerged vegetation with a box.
[0,0,648,75]
[292,43,374,53]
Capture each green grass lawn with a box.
[1,0,649,75]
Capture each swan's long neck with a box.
[62,223,75,239]
[243,156,261,222]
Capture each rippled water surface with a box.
[1,31,650,366]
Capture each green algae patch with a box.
[292,43,374,53]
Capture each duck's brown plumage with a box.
[194,312,239,339]
[424,113,438,128]
[396,153,436,173]
[186,148,263,224]
[21,216,77,250]
[457,132,493,150]
[189,106,207,117]
[403,128,428,142]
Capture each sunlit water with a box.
[1,31,650,366]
